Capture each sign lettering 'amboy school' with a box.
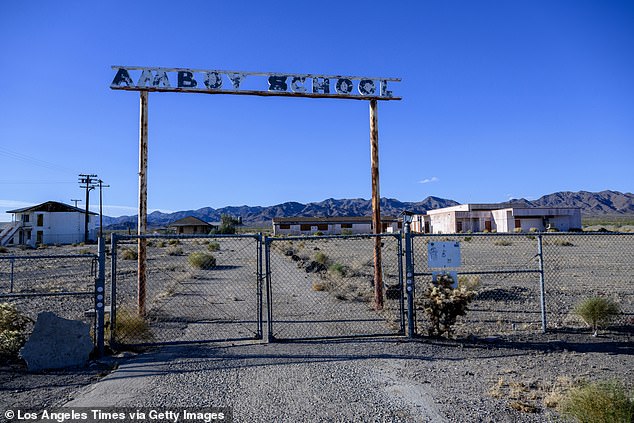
[111,66,401,100]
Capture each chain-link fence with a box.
[0,247,98,346]
[111,234,262,347]
[540,232,633,332]
[410,232,633,338]
[266,234,404,341]
[412,233,542,337]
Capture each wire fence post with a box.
[537,234,547,333]
[264,236,274,342]
[95,236,106,356]
[257,233,263,340]
[10,257,15,293]
[110,233,118,347]
[403,217,416,338]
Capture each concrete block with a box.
[20,312,93,371]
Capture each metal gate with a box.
[110,234,263,347]
[265,234,405,341]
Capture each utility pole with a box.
[70,199,82,208]
[79,174,98,243]
[98,179,110,239]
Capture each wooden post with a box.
[370,99,383,310]
[138,91,148,316]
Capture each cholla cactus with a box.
[0,303,33,357]
[419,274,476,337]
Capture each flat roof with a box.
[273,216,397,224]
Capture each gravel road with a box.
[57,332,632,423]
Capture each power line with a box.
[79,174,98,243]
[0,147,77,174]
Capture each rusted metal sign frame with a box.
[112,66,401,313]
[111,66,401,101]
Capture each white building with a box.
[412,204,582,234]
[1,201,98,246]
[272,216,400,236]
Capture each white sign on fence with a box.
[427,241,461,268]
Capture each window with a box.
[279,224,290,230]
[456,221,463,232]
[300,224,311,231]
[37,214,44,226]
[36,231,43,244]
[341,223,352,229]
[317,224,328,231]
[21,214,30,223]
[515,219,521,229]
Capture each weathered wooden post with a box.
[370,99,383,310]
[138,90,148,316]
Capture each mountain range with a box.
[104,190,633,229]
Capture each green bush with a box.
[188,252,217,269]
[314,251,329,265]
[121,248,138,260]
[313,231,324,236]
[0,303,32,357]
[559,380,633,423]
[417,274,476,337]
[167,247,183,256]
[328,263,347,277]
[341,229,353,236]
[207,241,220,252]
[113,307,153,343]
[494,240,513,246]
[575,297,620,334]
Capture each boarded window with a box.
[36,231,43,244]
[341,223,352,229]
[515,219,521,229]
[36,214,44,226]
[300,224,311,231]
[485,220,492,231]
[317,224,328,231]
[456,221,463,232]
[279,224,290,230]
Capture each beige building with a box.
[272,216,400,236]
[412,204,582,234]
[167,216,216,234]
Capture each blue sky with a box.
[1,1,633,218]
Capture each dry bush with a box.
[559,380,633,423]
[188,252,216,269]
[0,303,32,357]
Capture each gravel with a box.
[2,330,630,423]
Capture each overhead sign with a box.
[111,66,401,100]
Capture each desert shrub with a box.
[167,247,183,256]
[458,275,481,291]
[168,239,181,246]
[313,231,324,236]
[121,248,138,260]
[114,307,153,343]
[0,246,8,253]
[417,274,476,337]
[514,227,523,233]
[157,240,167,248]
[328,263,347,277]
[575,297,620,334]
[314,251,329,265]
[207,241,220,252]
[0,303,32,357]
[341,229,353,236]
[494,240,513,246]
[559,380,633,423]
[552,239,574,247]
[188,252,216,269]
[529,227,539,233]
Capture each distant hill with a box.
[104,196,459,229]
[104,190,633,229]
